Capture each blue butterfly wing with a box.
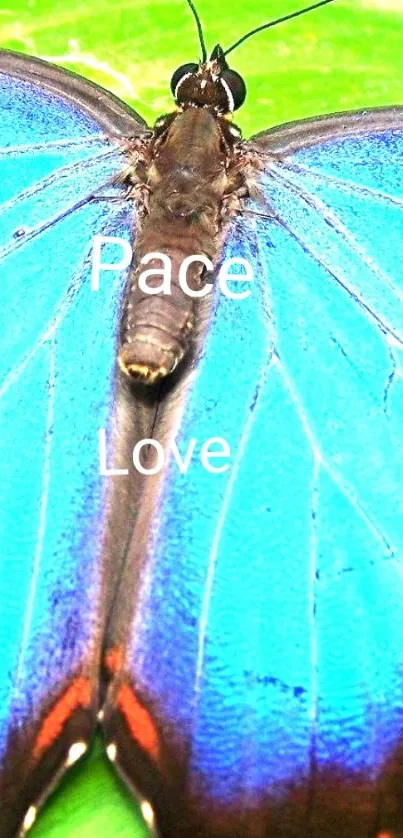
[0,52,147,835]
[103,109,403,837]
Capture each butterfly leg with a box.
[220,158,250,220]
[87,194,126,202]
[122,180,151,215]
[113,139,156,214]
[220,188,247,220]
[112,135,152,185]
[221,165,280,224]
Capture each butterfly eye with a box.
[220,69,246,112]
[170,62,199,97]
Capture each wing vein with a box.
[306,454,320,835]
[268,167,403,304]
[269,160,403,208]
[192,354,277,708]
[275,352,396,561]
[0,136,114,156]
[15,337,56,688]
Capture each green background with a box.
[0,0,401,834]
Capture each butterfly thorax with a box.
[119,106,245,384]
[146,109,240,224]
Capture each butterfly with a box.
[1,0,403,836]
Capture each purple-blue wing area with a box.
[103,111,403,838]
[0,55,144,836]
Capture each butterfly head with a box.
[170,45,246,115]
[175,0,336,113]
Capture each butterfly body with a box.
[118,50,246,384]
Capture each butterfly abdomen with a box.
[118,108,239,384]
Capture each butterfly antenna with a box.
[186,0,208,62]
[224,0,337,57]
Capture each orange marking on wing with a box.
[33,677,92,759]
[117,684,160,762]
[104,646,124,674]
